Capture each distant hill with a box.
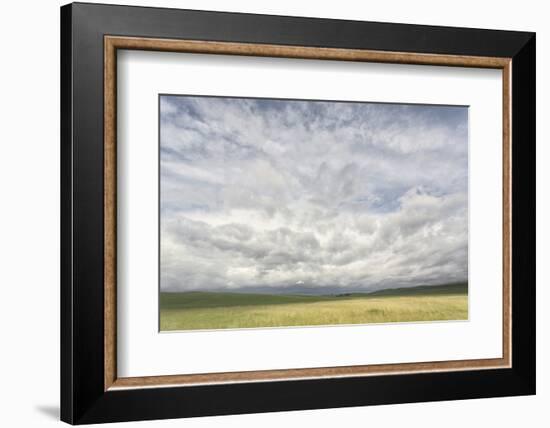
[162,282,468,299]
[366,282,467,297]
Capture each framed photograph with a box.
[61,2,535,424]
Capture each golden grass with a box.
[160,292,468,331]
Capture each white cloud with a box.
[160,96,468,292]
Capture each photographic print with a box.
[159,95,468,331]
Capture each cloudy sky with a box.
[160,95,468,293]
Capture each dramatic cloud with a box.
[160,95,468,292]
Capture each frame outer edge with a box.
[60,3,75,424]
[63,3,536,423]
[510,33,536,392]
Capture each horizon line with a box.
[161,281,468,295]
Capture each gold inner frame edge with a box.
[104,35,512,391]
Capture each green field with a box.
[160,283,468,331]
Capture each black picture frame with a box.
[61,2,535,424]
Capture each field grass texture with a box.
[160,283,468,331]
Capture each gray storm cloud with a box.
[160,95,468,292]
